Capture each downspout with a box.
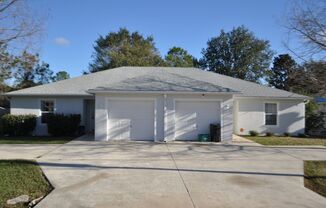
[163,94,167,142]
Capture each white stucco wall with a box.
[10,95,305,139]
[234,98,305,135]
[94,93,233,142]
[10,96,86,135]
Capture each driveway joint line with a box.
[274,148,304,161]
[165,143,196,208]
[35,142,68,159]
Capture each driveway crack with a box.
[165,144,196,208]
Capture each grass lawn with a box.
[0,136,75,144]
[0,160,52,208]
[304,161,326,197]
[244,136,326,146]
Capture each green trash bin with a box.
[198,134,210,142]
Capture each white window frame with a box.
[39,99,56,124]
[264,102,278,126]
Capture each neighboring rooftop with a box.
[316,97,326,103]
[6,67,308,99]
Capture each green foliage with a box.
[89,28,165,73]
[306,112,325,134]
[52,71,70,82]
[284,132,291,137]
[0,136,74,144]
[304,161,326,197]
[1,114,37,136]
[246,136,326,146]
[0,119,3,136]
[0,160,52,207]
[14,52,54,89]
[268,54,297,90]
[200,26,274,83]
[306,101,319,116]
[0,84,12,108]
[249,130,259,136]
[0,45,15,84]
[47,114,81,136]
[165,47,195,67]
[304,100,325,134]
[265,132,274,137]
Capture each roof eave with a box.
[235,95,311,100]
[5,93,93,97]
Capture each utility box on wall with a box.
[210,123,221,142]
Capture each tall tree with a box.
[288,61,326,96]
[0,45,15,85]
[285,0,326,59]
[88,28,165,73]
[52,71,70,82]
[165,47,195,67]
[34,62,53,84]
[0,0,44,107]
[268,54,297,91]
[200,26,274,83]
[0,0,43,48]
[288,60,326,134]
[14,52,53,89]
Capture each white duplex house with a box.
[6,67,308,142]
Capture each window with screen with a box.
[41,100,54,124]
[265,103,277,125]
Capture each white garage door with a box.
[107,99,155,141]
[175,100,220,140]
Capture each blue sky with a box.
[31,0,292,77]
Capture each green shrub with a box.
[284,132,291,137]
[249,130,259,136]
[265,132,274,137]
[306,112,324,134]
[47,114,81,136]
[1,114,37,136]
[0,119,3,136]
[298,133,307,138]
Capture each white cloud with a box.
[54,37,71,46]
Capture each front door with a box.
[85,100,95,133]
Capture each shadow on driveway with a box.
[38,161,303,177]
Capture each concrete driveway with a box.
[1,135,326,208]
[0,144,62,159]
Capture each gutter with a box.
[235,95,311,100]
[5,94,94,98]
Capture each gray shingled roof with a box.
[89,73,237,93]
[6,67,308,99]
